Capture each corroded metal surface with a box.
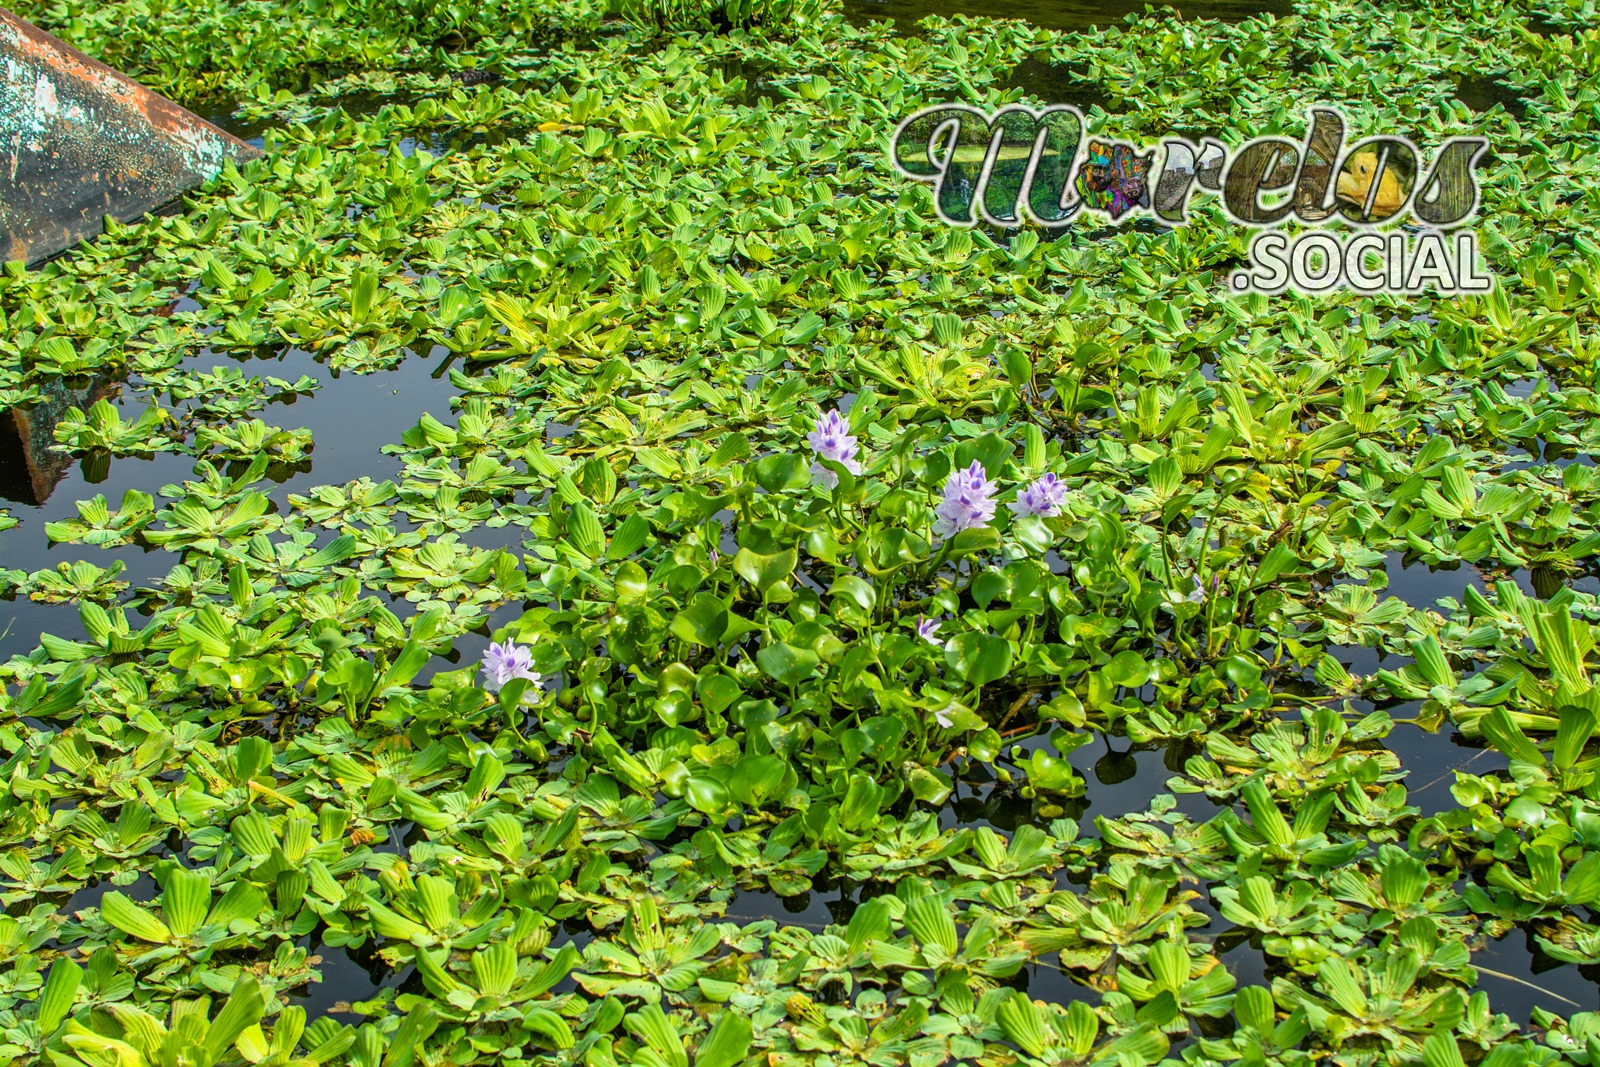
[0,8,260,266]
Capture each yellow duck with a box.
[1335,150,1408,217]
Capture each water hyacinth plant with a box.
[806,407,863,489]
[0,0,1597,1061]
[480,639,541,693]
[1010,472,1068,517]
[932,460,998,539]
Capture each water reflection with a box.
[1473,926,1598,1026]
[0,373,121,507]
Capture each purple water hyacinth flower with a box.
[480,640,541,693]
[807,409,858,463]
[916,617,941,644]
[807,408,864,489]
[1009,473,1068,518]
[932,460,997,540]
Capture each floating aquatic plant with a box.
[1009,471,1068,517]
[0,0,1596,1059]
[480,639,541,694]
[932,460,998,539]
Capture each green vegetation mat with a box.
[2,0,1600,1063]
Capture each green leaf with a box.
[735,547,798,594]
[1480,708,1546,766]
[626,1004,689,1067]
[209,879,269,930]
[827,575,876,611]
[1253,542,1300,586]
[945,633,1013,687]
[696,1010,754,1067]
[1241,779,1293,848]
[204,976,268,1060]
[750,454,810,492]
[101,891,171,944]
[568,501,605,558]
[997,993,1052,1057]
[671,595,731,648]
[37,958,81,1032]
[839,774,884,830]
[163,868,212,940]
[1555,704,1597,771]
[1104,650,1151,688]
[607,514,650,560]
[1234,984,1274,1033]
[903,893,958,955]
[1147,455,1182,497]
[1424,1034,1468,1067]
[756,642,820,685]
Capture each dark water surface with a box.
[0,343,461,662]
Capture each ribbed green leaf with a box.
[626,1003,688,1067]
[37,958,81,1032]
[1241,779,1293,847]
[203,976,268,1060]
[470,942,518,997]
[996,992,1051,1058]
[1480,708,1546,766]
[902,894,957,955]
[416,875,456,932]
[695,1009,753,1067]
[1556,705,1597,771]
[101,891,171,944]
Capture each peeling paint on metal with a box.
[0,7,260,266]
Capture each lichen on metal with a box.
[0,7,260,266]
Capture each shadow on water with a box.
[1454,73,1530,120]
[293,938,401,1017]
[175,342,462,508]
[842,0,1290,32]
[1001,55,1111,112]
[1381,549,1589,613]
[998,55,1113,113]
[1061,733,1221,830]
[712,57,783,107]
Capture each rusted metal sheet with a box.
[0,8,260,266]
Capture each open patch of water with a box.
[1474,927,1599,1026]
[1455,73,1530,119]
[0,337,465,663]
[1385,721,1509,818]
[1001,55,1112,112]
[1383,551,1491,611]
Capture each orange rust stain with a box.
[1,6,259,153]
